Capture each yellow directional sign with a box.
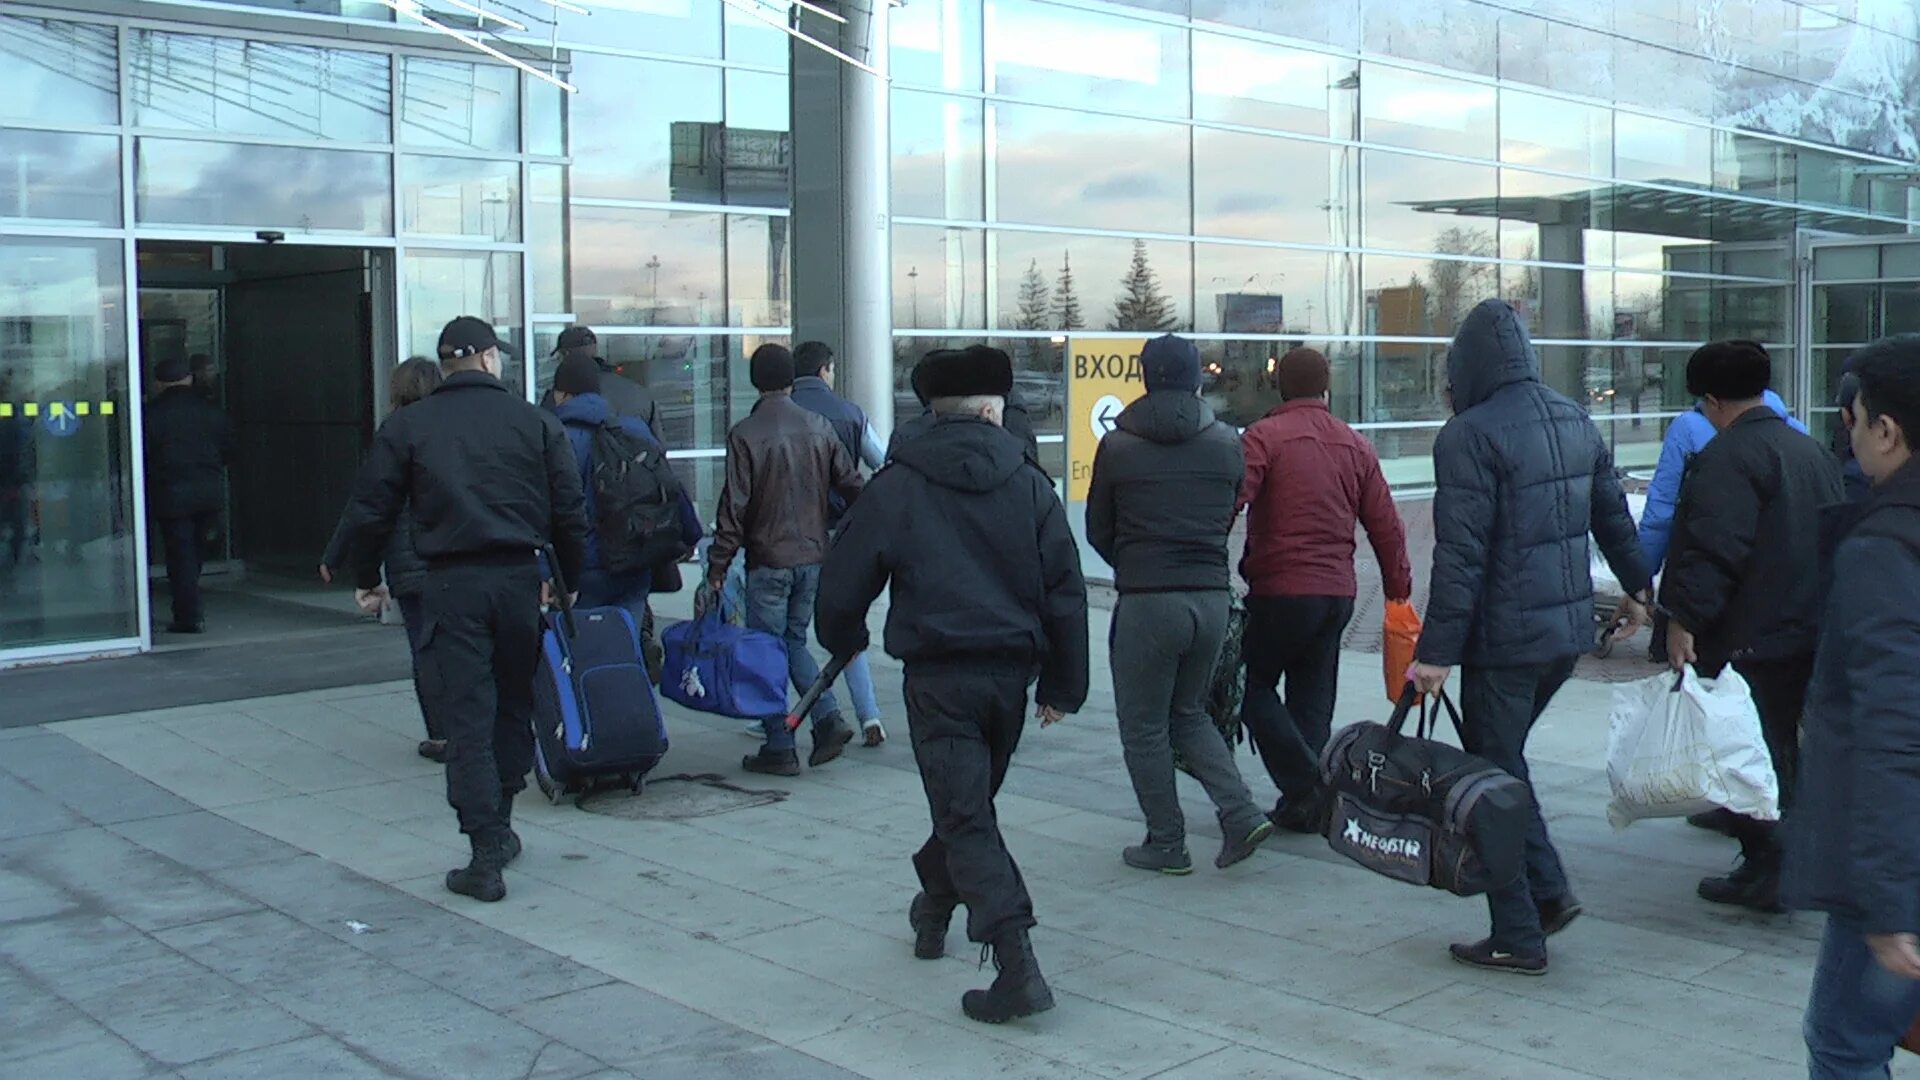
[1065,336,1149,502]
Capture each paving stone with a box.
[795,1009,1106,1080]
[109,810,304,872]
[506,982,773,1068]
[0,731,195,823]
[176,1035,393,1080]
[1142,1046,1352,1080]
[2,826,260,931]
[0,771,87,839]
[0,861,80,923]
[54,722,294,809]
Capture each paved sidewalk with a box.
[4,592,1908,1079]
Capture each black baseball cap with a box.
[438,316,515,360]
[552,325,597,354]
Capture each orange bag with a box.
[1383,600,1422,704]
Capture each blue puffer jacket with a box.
[1638,389,1804,575]
[555,392,703,576]
[1415,300,1651,668]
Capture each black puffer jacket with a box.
[1660,407,1844,666]
[1416,300,1650,668]
[1085,391,1241,593]
[818,416,1088,712]
[144,386,233,518]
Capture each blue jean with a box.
[744,564,840,751]
[1806,917,1920,1079]
[1457,657,1579,957]
[843,651,880,724]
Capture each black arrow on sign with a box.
[1095,402,1120,435]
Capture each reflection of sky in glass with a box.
[136,139,391,234]
[567,207,725,327]
[0,15,118,125]
[129,31,390,143]
[994,103,1189,231]
[986,0,1187,117]
[0,130,120,226]
[569,55,720,202]
[400,57,518,152]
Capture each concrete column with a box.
[791,2,894,439]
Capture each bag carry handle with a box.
[1386,683,1463,741]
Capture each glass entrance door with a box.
[1801,235,1920,445]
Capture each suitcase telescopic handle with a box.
[542,544,576,638]
[784,654,853,733]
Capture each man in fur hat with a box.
[817,346,1089,1024]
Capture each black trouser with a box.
[904,667,1035,944]
[395,594,443,742]
[1458,657,1579,957]
[1239,595,1355,807]
[1705,653,1813,858]
[415,560,542,838]
[158,510,218,627]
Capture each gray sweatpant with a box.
[1111,590,1265,850]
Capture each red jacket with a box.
[1237,399,1412,600]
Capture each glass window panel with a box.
[400,156,520,242]
[994,103,1190,230]
[405,250,523,390]
[1192,0,1360,50]
[1615,113,1713,189]
[987,0,1189,118]
[527,77,565,156]
[136,139,391,235]
[0,16,118,126]
[550,2,720,59]
[1498,169,1615,270]
[893,225,986,330]
[1883,243,1920,280]
[1812,284,1877,346]
[1362,65,1495,158]
[1361,252,1499,344]
[1814,245,1878,281]
[129,31,390,143]
[399,57,518,152]
[892,334,1066,446]
[1499,89,1608,177]
[727,214,791,328]
[1194,245,1347,336]
[716,69,792,209]
[892,91,985,220]
[990,231,1190,334]
[1717,131,1795,202]
[569,207,726,328]
[1362,0,1498,77]
[571,55,722,203]
[1364,150,1497,258]
[724,1,789,67]
[0,130,120,226]
[1195,132,1332,245]
[1497,10,1614,101]
[0,236,140,650]
[1192,30,1343,137]
[892,0,983,92]
[530,165,569,316]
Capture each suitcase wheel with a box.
[627,773,646,796]
[533,745,566,806]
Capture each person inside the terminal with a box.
[143,352,234,636]
[1658,340,1841,913]
[1235,346,1412,836]
[1086,333,1273,876]
[1789,335,1920,1077]
[1410,299,1651,976]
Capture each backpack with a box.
[584,421,684,576]
[1318,688,1532,897]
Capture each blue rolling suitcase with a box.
[531,558,669,804]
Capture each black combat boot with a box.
[961,928,1055,1024]
[499,791,523,866]
[1698,848,1784,913]
[446,830,508,903]
[909,892,953,960]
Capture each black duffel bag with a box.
[1318,686,1531,897]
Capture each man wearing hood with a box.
[1235,347,1412,834]
[1787,336,1920,1076]
[817,347,1088,1025]
[1086,334,1274,875]
[1409,300,1651,975]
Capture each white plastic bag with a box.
[1605,666,1779,829]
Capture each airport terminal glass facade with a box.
[4,0,1920,659]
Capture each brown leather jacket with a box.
[710,393,864,575]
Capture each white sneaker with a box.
[862,719,887,747]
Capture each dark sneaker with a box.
[1449,939,1547,976]
[1686,808,1743,836]
[1268,796,1326,836]
[1538,895,1583,937]
[1123,843,1193,875]
[417,739,447,763]
[742,749,802,777]
[1698,855,1784,913]
[808,716,855,768]
[962,930,1055,1024]
[166,621,206,635]
[909,891,953,960]
[1215,820,1275,870]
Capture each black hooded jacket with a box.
[1085,391,1242,593]
[1660,406,1844,666]
[817,416,1089,712]
[1416,300,1650,668]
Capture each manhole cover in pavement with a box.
[576,774,789,820]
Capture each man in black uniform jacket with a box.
[817,347,1089,1024]
[338,316,589,903]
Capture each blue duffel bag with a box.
[661,608,789,720]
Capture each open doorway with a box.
[136,240,395,643]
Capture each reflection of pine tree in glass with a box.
[1110,239,1180,332]
[1015,260,1050,331]
[1051,252,1085,332]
